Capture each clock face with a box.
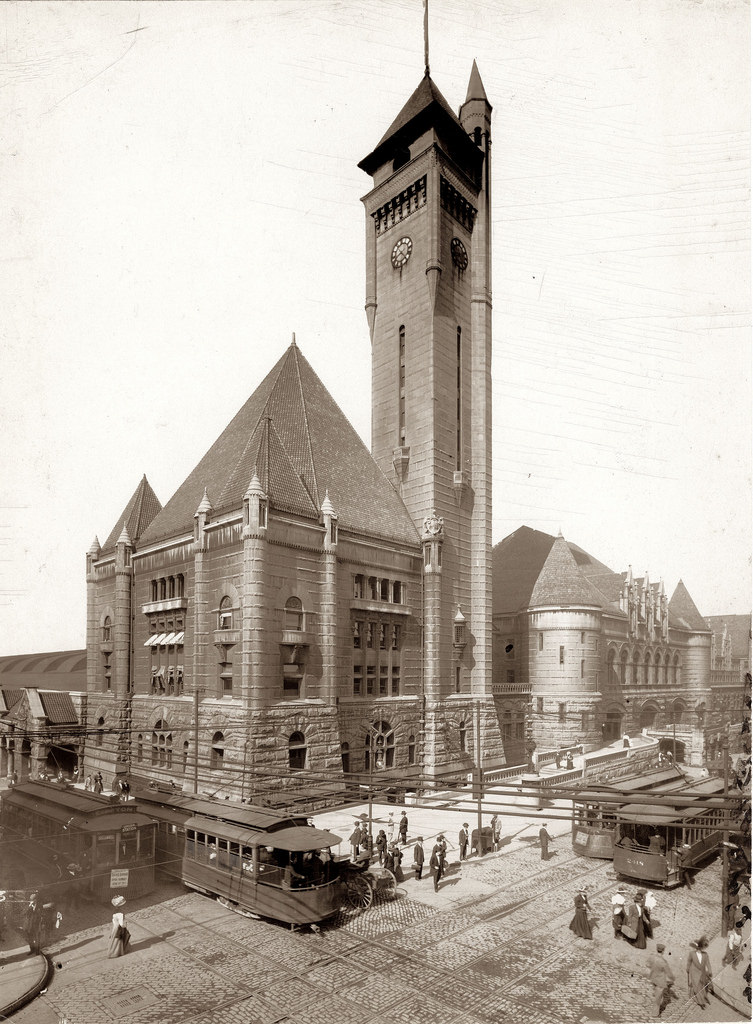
[391,236,412,268]
[451,237,468,270]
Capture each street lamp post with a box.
[367,727,384,856]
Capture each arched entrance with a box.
[46,743,78,778]
[19,738,32,780]
[659,737,686,763]
[602,708,622,743]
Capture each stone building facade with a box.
[79,64,505,802]
[491,527,741,767]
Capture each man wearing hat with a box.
[646,943,675,1017]
[458,823,470,861]
[611,885,629,940]
[412,837,425,880]
[539,823,554,861]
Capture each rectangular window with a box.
[379,665,388,696]
[353,574,364,599]
[580,659,585,679]
[353,621,362,649]
[391,666,400,695]
[539,633,543,651]
[558,702,566,723]
[506,669,515,684]
[537,696,544,714]
[366,623,374,649]
[391,625,400,650]
[581,631,585,644]
[353,664,363,696]
[366,665,375,695]
[282,665,301,699]
[455,666,461,693]
[559,645,565,665]
[379,623,386,650]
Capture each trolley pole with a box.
[475,702,483,851]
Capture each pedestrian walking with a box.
[611,885,629,940]
[383,845,395,874]
[622,893,649,949]
[398,811,408,844]
[84,774,93,791]
[375,829,387,865]
[647,943,675,1018]
[412,837,425,880]
[108,895,131,958]
[387,812,395,844]
[722,922,744,968]
[638,888,656,939]
[568,886,592,940]
[349,824,361,861]
[686,937,713,1007]
[359,823,370,858]
[23,893,44,954]
[429,843,444,892]
[94,772,103,794]
[391,843,404,882]
[458,823,469,861]
[539,823,554,860]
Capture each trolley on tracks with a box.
[1,781,156,902]
[571,764,687,859]
[612,776,732,887]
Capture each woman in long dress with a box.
[569,887,592,939]
[686,937,713,1007]
[623,894,647,949]
[108,896,131,958]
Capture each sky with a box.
[0,0,750,655]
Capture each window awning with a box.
[162,632,177,645]
[144,635,160,647]
[173,631,184,645]
[153,633,168,645]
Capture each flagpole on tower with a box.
[424,0,430,77]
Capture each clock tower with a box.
[359,63,495,776]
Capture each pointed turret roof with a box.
[139,343,419,547]
[116,521,133,547]
[465,59,488,103]
[101,475,162,553]
[529,533,606,608]
[668,580,709,632]
[358,74,481,177]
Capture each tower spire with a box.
[423,0,430,77]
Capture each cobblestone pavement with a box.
[7,821,748,1024]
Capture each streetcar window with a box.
[97,833,117,864]
[217,839,230,869]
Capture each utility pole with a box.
[721,724,731,934]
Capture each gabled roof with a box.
[529,534,607,608]
[358,73,481,177]
[705,614,752,659]
[101,475,162,553]
[139,343,419,547]
[39,691,78,725]
[668,580,709,632]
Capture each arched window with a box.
[159,578,167,600]
[654,651,661,687]
[408,734,416,765]
[136,734,143,762]
[152,720,172,768]
[673,654,679,686]
[289,731,307,771]
[284,597,303,631]
[643,651,651,686]
[218,596,233,630]
[210,732,224,770]
[341,742,350,773]
[96,717,105,747]
[365,720,395,770]
[670,700,685,725]
[607,648,617,686]
[663,654,670,686]
[639,704,657,730]
[102,616,112,642]
[619,649,628,686]
[459,720,467,753]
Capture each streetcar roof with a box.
[133,790,309,831]
[617,801,720,823]
[184,815,342,850]
[72,810,155,831]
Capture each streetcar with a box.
[134,788,390,927]
[1,781,156,902]
[571,764,687,859]
[612,777,732,887]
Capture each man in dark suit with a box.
[413,837,425,880]
[458,823,470,860]
[539,823,554,860]
[647,943,675,1017]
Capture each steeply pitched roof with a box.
[39,691,78,724]
[668,580,709,632]
[705,614,752,658]
[493,526,615,614]
[139,343,419,547]
[358,74,481,177]
[529,534,607,608]
[101,475,162,553]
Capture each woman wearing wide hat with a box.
[108,896,131,958]
[568,886,592,940]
